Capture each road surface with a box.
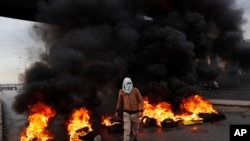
[1,89,250,141]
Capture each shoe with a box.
[94,135,101,141]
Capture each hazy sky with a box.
[237,0,250,38]
[0,1,250,84]
[0,17,44,84]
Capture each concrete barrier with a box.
[209,99,250,113]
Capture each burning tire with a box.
[107,123,123,134]
[141,116,157,127]
[101,116,123,134]
[160,118,178,128]
[79,131,101,141]
[198,112,226,122]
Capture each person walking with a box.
[114,77,144,141]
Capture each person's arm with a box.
[138,91,144,112]
[135,88,144,112]
[116,91,123,111]
[135,88,144,118]
[114,91,123,118]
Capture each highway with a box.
[1,89,250,141]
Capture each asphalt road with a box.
[1,89,250,141]
[0,90,26,141]
[101,112,250,141]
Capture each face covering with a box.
[122,77,133,94]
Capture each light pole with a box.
[19,56,30,75]
[19,57,26,74]
[16,68,21,84]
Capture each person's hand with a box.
[114,112,119,119]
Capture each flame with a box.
[142,95,218,126]
[180,94,218,115]
[175,112,201,121]
[20,102,56,141]
[101,116,122,126]
[66,107,93,141]
[143,97,175,126]
[175,94,217,121]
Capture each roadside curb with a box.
[209,99,250,113]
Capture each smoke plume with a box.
[14,0,249,123]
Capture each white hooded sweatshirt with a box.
[122,77,133,94]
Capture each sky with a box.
[237,0,250,38]
[0,1,250,84]
[0,17,44,84]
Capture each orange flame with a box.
[143,97,175,126]
[66,107,93,141]
[180,94,218,115]
[101,116,122,126]
[20,102,56,141]
[142,95,218,126]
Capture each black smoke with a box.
[13,0,250,126]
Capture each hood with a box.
[122,77,133,94]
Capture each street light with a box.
[19,56,30,75]
[16,68,21,84]
[19,57,26,74]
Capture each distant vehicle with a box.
[203,80,219,90]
